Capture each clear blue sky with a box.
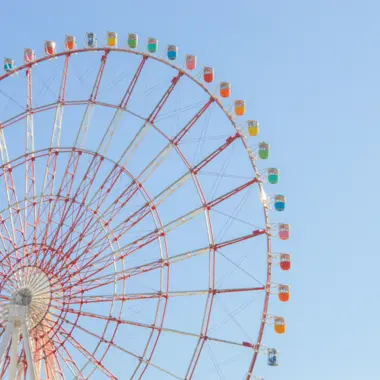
[0,0,377,379]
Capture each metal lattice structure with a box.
[0,33,291,379]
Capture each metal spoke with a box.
[55,307,258,349]
[0,126,25,253]
[63,287,265,303]
[24,65,37,246]
[34,55,71,252]
[119,71,183,167]
[55,318,183,380]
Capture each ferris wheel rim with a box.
[0,45,275,379]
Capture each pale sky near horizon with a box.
[0,0,377,379]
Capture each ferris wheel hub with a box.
[12,287,32,306]
[7,266,51,327]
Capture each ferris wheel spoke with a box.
[36,329,77,378]
[205,341,227,380]
[24,66,37,245]
[33,327,62,380]
[172,98,215,145]
[135,97,215,185]
[42,352,62,380]
[46,309,116,379]
[33,333,43,379]
[0,126,26,253]
[0,241,15,273]
[0,276,17,295]
[58,327,118,380]
[54,182,263,289]
[34,55,71,250]
[0,197,29,264]
[34,151,59,249]
[51,55,71,149]
[40,150,81,250]
[0,344,11,378]
[119,71,183,168]
[56,317,184,380]
[109,176,258,243]
[74,51,109,148]
[162,178,258,234]
[88,165,131,214]
[57,307,258,351]
[35,318,64,348]
[64,286,265,303]
[53,334,86,379]
[43,343,64,379]
[97,56,148,157]
[57,229,264,297]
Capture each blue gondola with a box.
[268,348,279,366]
[274,194,286,211]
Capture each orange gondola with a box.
[65,35,76,50]
[220,82,231,98]
[234,100,246,116]
[274,317,286,334]
[278,285,290,302]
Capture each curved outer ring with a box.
[0,47,272,378]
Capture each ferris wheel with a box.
[0,32,291,379]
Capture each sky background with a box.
[0,0,377,379]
